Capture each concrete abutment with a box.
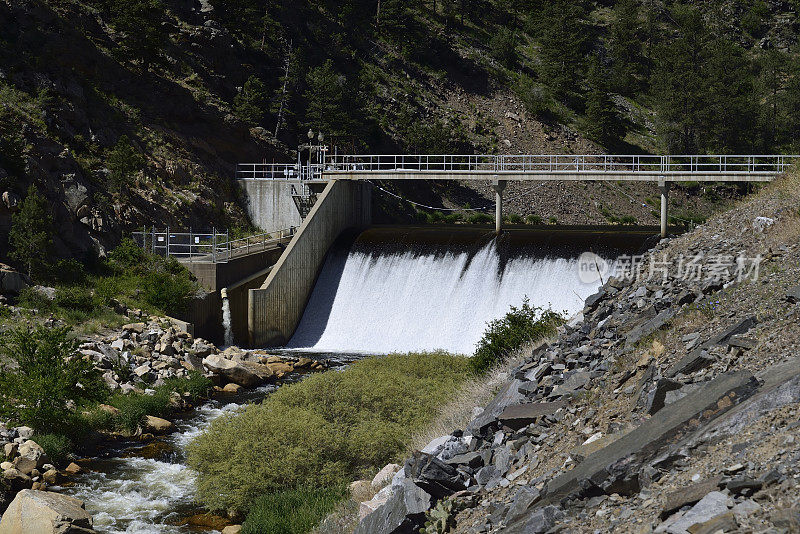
[247,180,372,347]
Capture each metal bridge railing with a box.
[236,163,324,181]
[236,155,796,181]
[132,227,297,263]
[322,154,796,174]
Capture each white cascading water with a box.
[63,390,274,533]
[288,240,606,355]
[222,297,233,347]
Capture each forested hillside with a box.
[1,0,799,259]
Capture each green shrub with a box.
[188,352,471,513]
[17,287,54,312]
[141,267,196,316]
[470,299,564,374]
[0,326,108,435]
[526,214,543,225]
[49,259,88,286]
[489,28,517,68]
[109,388,172,433]
[242,487,345,534]
[506,213,523,224]
[109,373,211,433]
[34,434,72,466]
[513,76,556,120]
[54,286,97,313]
[107,238,147,271]
[163,371,213,401]
[467,212,493,225]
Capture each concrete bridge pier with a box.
[659,178,670,239]
[492,179,507,233]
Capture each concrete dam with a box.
[236,180,652,352]
[287,227,642,354]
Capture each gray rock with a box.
[626,308,675,347]
[786,285,800,303]
[0,266,29,295]
[663,491,730,534]
[445,451,483,468]
[665,349,714,378]
[515,505,564,534]
[467,379,527,435]
[584,289,606,311]
[354,478,431,534]
[405,451,465,498]
[492,447,512,476]
[0,489,96,533]
[503,486,541,526]
[708,316,757,346]
[532,372,758,508]
[498,400,566,431]
[202,355,271,387]
[475,465,498,486]
[646,379,684,415]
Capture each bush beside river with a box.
[187,352,472,519]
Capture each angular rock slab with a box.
[467,379,527,435]
[0,489,96,534]
[354,478,431,534]
[505,370,758,532]
[406,451,465,498]
[498,400,566,431]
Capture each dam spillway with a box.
[286,227,650,355]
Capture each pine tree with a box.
[651,5,709,153]
[702,39,757,153]
[107,135,146,193]
[0,113,26,181]
[608,0,643,95]
[108,0,165,67]
[537,0,589,105]
[9,185,54,278]
[303,60,360,141]
[756,49,789,150]
[783,59,800,151]
[234,76,270,126]
[583,57,626,148]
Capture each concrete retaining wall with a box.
[248,180,371,347]
[183,247,285,292]
[238,179,303,232]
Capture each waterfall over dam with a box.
[287,227,650,355]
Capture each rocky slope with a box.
[355,171,800,533]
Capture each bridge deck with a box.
[237,154,796,183]
[321,170,778,182]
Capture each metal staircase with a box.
[291,183,318,218]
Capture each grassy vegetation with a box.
[11,238,201,330]
[187,352,471,514]
[470,298,564,374]
[242,487,346,534]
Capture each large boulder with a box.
[202,355,272,387]
[0,265,28,295]
[143,416,174,435]
[12,441,48,476]
[0,489,96,533]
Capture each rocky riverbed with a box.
[0,311,342,533]
[353,175,800,533]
